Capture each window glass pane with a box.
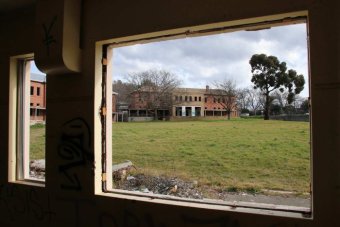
[110,23,310,208]
[27,60,46,180]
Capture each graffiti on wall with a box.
[0,184,55,223]
[58,118,94,191]
[42,15,58,56]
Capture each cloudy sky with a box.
[111,23,309,97]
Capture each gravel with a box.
[114,173,310,208]
[29,159,45,179]
[114,173,204,199]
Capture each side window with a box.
[12,58,46,182]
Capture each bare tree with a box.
[293,95,305,110]
[112,80,134,104]
[127,69,181,119]
[271,90,305,114]
[272,90,289,108]
[212,79,238,120]
[246,87,262,115]
[237,88,250,112]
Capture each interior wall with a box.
[0,6,36,184]
[0,0,339,226]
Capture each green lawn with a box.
[30,123,46,160]
[30,118,310,194]
[112,119,310,194]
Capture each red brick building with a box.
[30,79,47,122]
[172,86,238,118]
[128,88,171,120]
[127,85,239,121]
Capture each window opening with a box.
[104,18,311,215]
[17,59,46,181]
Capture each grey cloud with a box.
[111,23,309,97]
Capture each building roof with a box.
[174,87,206,94]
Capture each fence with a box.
[269,114,310,122]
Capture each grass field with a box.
[112,119,310,194]
[30,118,310,194]
[30,123,46,160]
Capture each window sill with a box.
[9,179,45,188]
[96,190,312,219]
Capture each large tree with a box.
[128,69,181,119]
[249,54,305,120]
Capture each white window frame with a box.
[94,11,312,218]
[8,55,45,186]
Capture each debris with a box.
[127,176,135,181]
[169,185,178,193]
[141,188,150,193]
[112,160,133,172]
[112,160,135,181]
[30,159,45,171]
[114,174,203,199]
[29,159,45,179]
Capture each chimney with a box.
[206,85,209,92]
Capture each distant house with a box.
[128,87,172,120]
[125,85,238,121]
[172,85,238,118]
